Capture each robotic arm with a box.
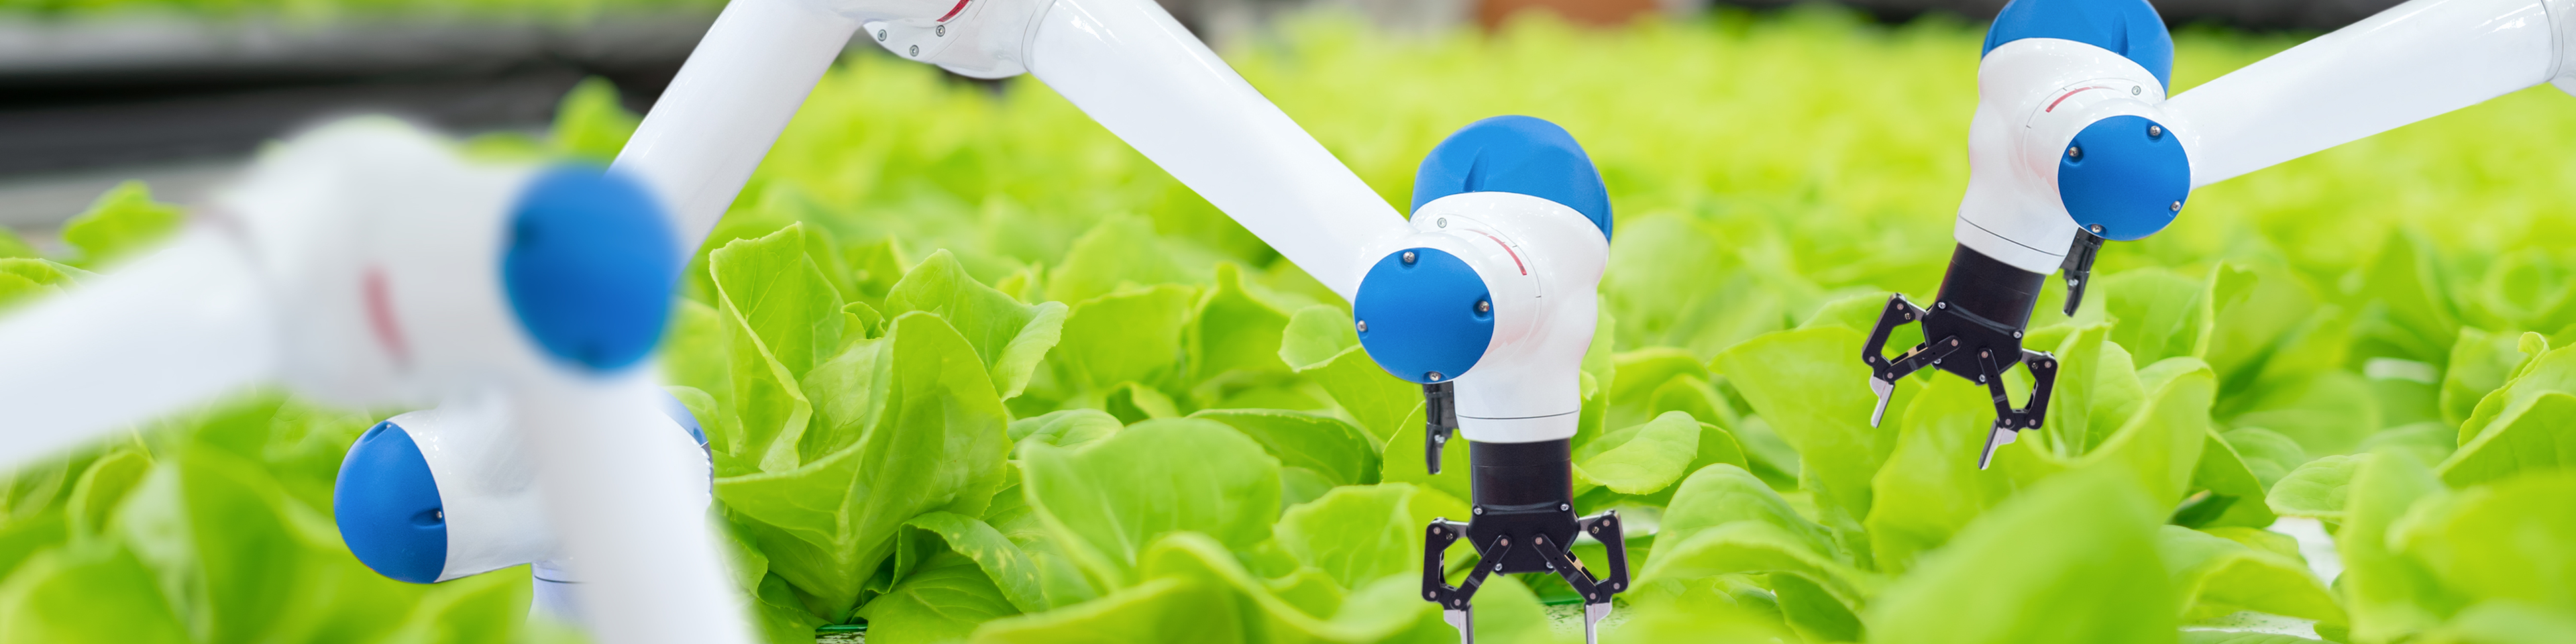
[1866,0,2576,468]
[1380,116,1624,644]
[330,0,1414,630]
[0,121,755,644]
[332,1,1612,640]
[613,0,1410,297]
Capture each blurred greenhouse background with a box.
[0,0,2402,233]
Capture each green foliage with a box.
[60,180,183,270]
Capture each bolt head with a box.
[2012,331,2022,339]
[1494,563,1503,571]
[2069,278,2080,286]
[1476,300,1491,314]
[2147,124,2162,138]
[1428,591,1439,600]
[2131,86,2142,95]
[1437,217,1448,228]
[1949,339,1959,347]
[1937,301,1947,309]
[908,44,919,56]
[1427,371,1444,382]
[2090,224,2104,234]
[1355,320,1367,333]
[1536,535,1546,544]
[1401,251,1417,264]
[2171,201,2184,211]
[2068,146,2082,160]
[1980,350,1990,359]
[1559,503,1570,511]
[1472,506,1484,515]
[936,24,945,36]
[877,30,888,40]
[1590,525,1601,533]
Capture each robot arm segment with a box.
[1020,0,1411,300]
[612,0,866,243]
[0,231,280,468]
[513,372,745,644]
[618,0,1410,301]
[2163,0,2576,187]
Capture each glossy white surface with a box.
[1027,0,1410,301]
[612,0,864,244]
[1395,191,1607,444]
[1953,38,2170,274]
[2165,0,2564,186]
[516,372,751,644]
[386,398,560,582]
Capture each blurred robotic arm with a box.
[1868,0,2576,468]
[0,121,755,644]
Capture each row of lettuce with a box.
[3,9,2575,643]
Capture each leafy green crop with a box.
[5,7,2576,643]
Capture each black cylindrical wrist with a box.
[1933,244,2048,333]
[1465,438,1578,574]
[1468,439,1572,508]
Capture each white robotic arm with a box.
[0,121,755,644]
[343,3,1613,641]
[1868,0,2576,469]
[2166,0,2576,188]
[613,0,1411,299]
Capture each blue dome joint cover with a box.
[1354,248,1495,384]
[503,166,681,372]
[1411,115,1612,241]
[1982,0,2174,89]
[2057,115,2190,241]
[334,421,447,584]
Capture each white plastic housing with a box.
[1022,0,1413,300]
[612,0,867,242]
[1391,192,1607,444]
[1953,38,2176,274]
[619,0,1410,299]
[2162,0,2573,186]
[386,393,710,586]
[512,372,744,644]
[388,397,557,582]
